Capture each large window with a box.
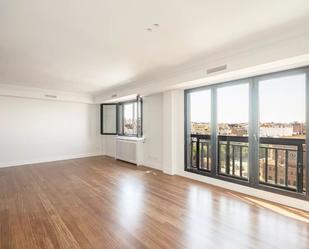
[217,83,249,179]
[185,67,309,200]
[187,89,212,171]
[258,73,306,193]
[101,96,143,137]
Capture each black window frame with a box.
[100,95,143,137]
[100,103,118,135]
[184,66,309,201]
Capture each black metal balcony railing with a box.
[218,135,249,180]
[190,134,306,193]
[191,135,211,171]
[258,137,306,193]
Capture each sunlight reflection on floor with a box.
[228,192,309,223]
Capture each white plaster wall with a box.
[162,90,184,175]
[0,96,102,167]
[142,93,163,170]
[102,135,117,158]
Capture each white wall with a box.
[0,96,102,167]
[162,90,184,175]
[142,93,163,170]
[102,135,116,158]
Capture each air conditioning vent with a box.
[207,65,227,74]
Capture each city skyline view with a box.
[191,121,306,137]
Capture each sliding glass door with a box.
[185,67,309,200]
[217,83,249,180]
[186,89,212,171]
[258,72,306,193]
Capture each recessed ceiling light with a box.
[153,24,160,27]
[146,28,152,32]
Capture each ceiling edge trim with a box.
[0,84,94,104]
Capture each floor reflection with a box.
[229,192,309,223]
[117,176,145,231]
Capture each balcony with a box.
[190,134,306,193]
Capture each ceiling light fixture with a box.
[146,24,160,32]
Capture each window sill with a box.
[116,136,144,142]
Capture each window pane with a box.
[217,84,249,136]
[217,83,249,179]
[258,73,306,193]
[187,89,211,171]
[102,104,117,134]
[190,90,211,135]
[124,103,137,135]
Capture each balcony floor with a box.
[0,156,308,249]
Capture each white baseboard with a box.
[178,170,309,211]
[103,152,116,158]
[0,152,103,168]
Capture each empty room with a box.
[1,0,309,248]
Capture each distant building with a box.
[259,149,304,188]
[292,122,306,135]
[192,122,305,138]
[191,122,210,134]
[260,126,293,137]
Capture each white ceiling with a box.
[1,0,309,94]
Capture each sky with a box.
[124,103,133,119]
[124,102,137,120]
[190,73,306,123]
[259,74,305,123]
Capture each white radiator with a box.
[115,137,144,165]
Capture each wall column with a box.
[163,89,184,175]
